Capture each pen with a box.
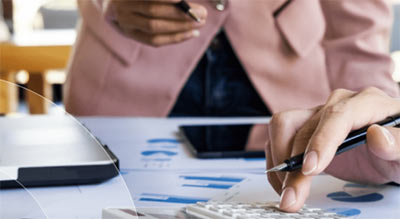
[175,0,201,23]
[266,114,400,173]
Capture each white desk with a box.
[1,116,399,218]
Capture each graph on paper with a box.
[123,171,247,207]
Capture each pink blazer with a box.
[64,0,399,116]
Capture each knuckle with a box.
[360,86,386,96]
[324,102,348,116]
[147,20,159,33]
[309,133,326,148]
[270,111,292,130]
[325,88,354,106]
[330,88,352,98]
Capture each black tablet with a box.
[179,124,266,159]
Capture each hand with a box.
[266,87,400,212]
[110,0,207,47]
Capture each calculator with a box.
[103,202,351,219]
[185,201,351,219]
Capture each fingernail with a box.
[194,19,206,27]
[192,30,200,37]
[302,150,318,175]
[191,7,206,19]
[280,187,296,209]
[378,125,395,146]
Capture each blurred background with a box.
[1,0,400,116]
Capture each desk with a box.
[1,116,399,218]
[0,30,74,114]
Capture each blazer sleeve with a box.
[77,0,139,65]
[320,0,399,97]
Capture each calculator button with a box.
[322,213,337,216]
[230,209,246,212]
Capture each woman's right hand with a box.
[266,87,400,212]
[110,0,207,47]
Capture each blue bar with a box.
[139,193,208,204]
[244,158,266,162]
[182,183,233,189]
[147,139,182,144]
[180,176,244,183]
[141,150,177,156]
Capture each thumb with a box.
[366,125,400,161]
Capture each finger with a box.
[269,109,316,183]
[288,89,354,176]
[266,140,283,194]
[118,13,204,34]
[302,87,400,176]
[279,172,312,212]
[367,125,400,161]
[116,1,207,21]
[276,112,323,212]
[279,89,355,212]
[366,125,400,183]
[268,170,282,195]
[125,29,199,47]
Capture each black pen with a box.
[266,114,400,173]
[175,0,201,22]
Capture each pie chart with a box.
[327,183,384,203]
[326,208,361,217]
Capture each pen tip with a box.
[188,9,201,23]
[265,163,288,173]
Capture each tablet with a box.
[179,124,266,158]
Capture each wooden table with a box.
[0,30,74,114]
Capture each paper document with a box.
[213,173,400,218]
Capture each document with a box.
[18,176,134,218]
[120,169,262,208]
[213,173,400,218]
[12,117,397,219]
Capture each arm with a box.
[321,0,399,97]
